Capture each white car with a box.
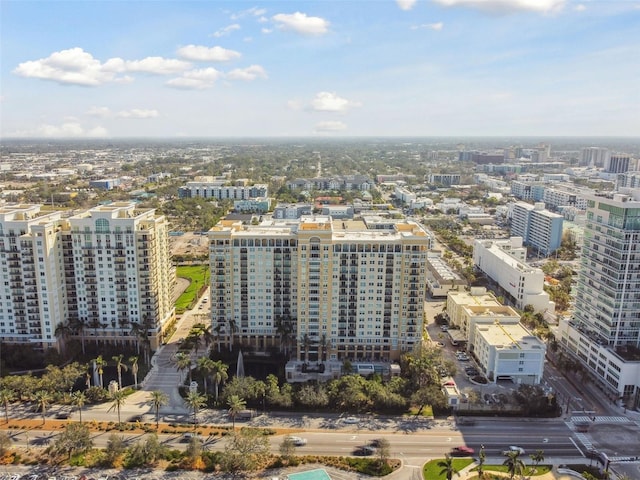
[286,435,307,446]
[504,446,525,455]
[342,416,360,424]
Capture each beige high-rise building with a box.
[0,203,175,351]
[64,203,175,349]
[209,215,432,361]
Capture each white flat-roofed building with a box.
[446,287,501,330]
[473,237,554,313]
[542,185,591,212]
[425,253,466,297]
[178,181,268,200]
[474,322,546,384]
[209,215,433,362]
[459,304,521,346]
[395,186,416,204]
[510,202,563,255]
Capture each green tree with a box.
[148,390,168,430]
[227,394,247,430]
[0,389,15,423]
[211,360,229,402]
[221,428,270,475]
[197,356,215,394]
[376,438,391,467]
[71,391,86,424]
[104,433,127,466]
[112,354,128,389]
[279,436,296,461]
[94,355,107,388]
[107,389,127,423]
[503,450,525,479]
[529,449,545,474]
[437,454,459,480]
[33,390,51,424]
[0,431,11,456]
[51,422,92,460]
[184,390,206,430]
[174,352,193,383]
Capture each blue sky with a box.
[1,0,639,138]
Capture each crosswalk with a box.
[571,415,632,424]
[573,431,593,450]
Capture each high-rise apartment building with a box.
[0,203,175,351]
[209,215,432,362]
[558,190,640,409]
[0,205,67,348]
[64,203,175,349]
[510,202,563,256]
[581,147,610,167]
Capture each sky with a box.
[1,0,639,139]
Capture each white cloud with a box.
[116,109,159,119]
[226,65,268,81]
[315,121,347,132]
[262,28,273,34]
[34,122,108,138]
[177,45,241,62]
[287,99,303,110]
[574,4,586,11]
[86,106,111,117]
[412,22,444,30]
[13,48,125,86]
[272,12,330,35]
[13,48,192,86]
[113,56,191,74]
[432,0,565,14]
[396,0,418,10]
[166,68,222,89]
[231,7,267,20]
[310,92,362,113]
[212,24,241,38]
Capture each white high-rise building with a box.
[0,205,67,349]
[209,215,432,361]
[0,203,176,351]
[65,203,175,349]
[581,147,610,167]
[558,190,640,410]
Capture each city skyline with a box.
[1,0,639,139]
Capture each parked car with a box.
[451,446,475,456]
[342,416,360,424]
[286,436,307,446]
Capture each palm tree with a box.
[437,454,459,480]
[503,450,525,480]
[192,322,213,352]
[227,319,238,351]
[70,317,87,355]
[227,394,246,430]
[174,352,193,383]
[129,356,139,389]
[478,444,486,479]
[71,391,86,423]
[275,316,293,354]
[112,354,128,389]
[213,323,224,353]
[0,389,15,423]
[148,390,168,430]
[54,321,72,356]
[107,389,127,424]
[211,360,229,402]
[184,391,206,431]
[197,356,215,393]
[94,355,107,388]
[529,449,545,474]
[300,333,312,363]
[318,333,330,362]
[33,390,51,425]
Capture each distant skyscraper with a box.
[581,147,610,167]
[558,190,640,409]
[605,154,632,174]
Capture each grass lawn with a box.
[423,458,474,479]
[175,265,209,313]
[406,406,434,417]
